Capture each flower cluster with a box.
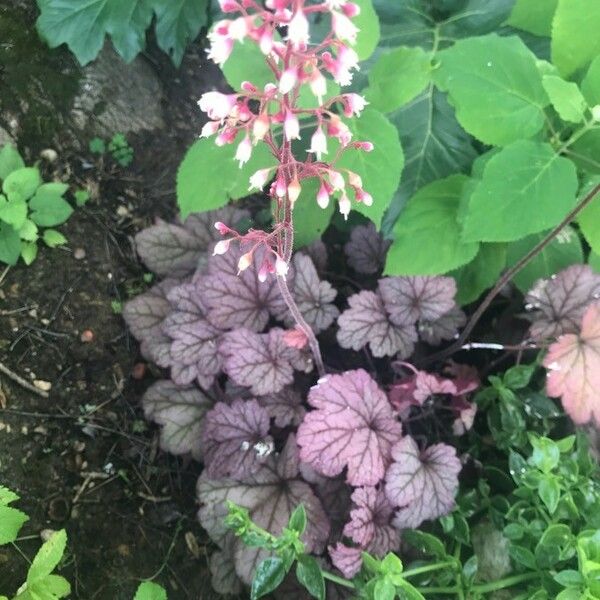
[198,0,373,276]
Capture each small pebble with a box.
[80,329,94,343]
[74,248,86,260]
[40,148,58,163]
[33,380,52,392]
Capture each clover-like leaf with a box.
[297,369,402,486]
[378,276,457,326]
[259,387,306,428]
[220,328,312,396]
[385,436,461,530]
[343,487,400,556]
[337,290,417,358]
[201,400,273,478]
[135,221,205,278]
[198,246,285,332]
[344,223,390,275]
[418,307,466,346]
[328,543,363,578]
[143,380,212,460]
[525,265,600,341]
[544,303,600,425]
[197,436,330,584]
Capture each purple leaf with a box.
[290,254,339,333]
[197,245,285,331]
[302,240,328,273]
[328,543,363,578]
[379,276,457,326]
[258,387,306,428]
[197,436,330,584]
[135,221,205,278]
[201,400,273,478]
[344,223,390,275]
[337,290,417,358]
[525,265,600,341]
[385,436,461,529]
[143,380,212,460]
[297,369,402,486]
[182,206,249,248]
[419,307,466,345]
[220,328,312,396]
[209,542,244,596]
[343,487,400,556]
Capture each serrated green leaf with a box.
[505,225,583,292]
[351,0,380,60]
[27,529,67,585]
[365,46,432,112]
[19,219,39,242]
[107,0,155,62]
[461,141,578,242]
[0,145,25,180]
[251,557,287,600]
[582,56,600,105]
[176,137,273,218]
[296,556,325,600]
[0,486,20,505]
[508,0,558,37]
[0,221,22,265]
[336,108,403,227]
[435,34,549,146]
[21,242,38,266]
[292,178,335,248]
[134,581,168,600]
[0,197,27,229]
[385,175,479,275]
[43,229,68,248]
[551,0,600,77]
[221,37,274,91]
[3,167,41,202]
[542,75,587,123]
[450,243,506,305]
[0,505,29,544]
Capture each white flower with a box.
[235,136,252,167]
[198,92,237,121]
[345,93,368,116]
[228,17,248,41]
[309,69,327,103]
[213,239,231,255]
[332,11,359,45]
[206,32,233,66]
[279,67,298,95]
[275,256,289,277]
[328,169,345,191]
[248,168,271,191]
[284,110,300,140]
[200,121,220,138]
[317,183,330,209]
[237,252,253,272]
[287,177,301,204]
[308,126,328,160]
[339,192,351,219]
[287,9,310,48]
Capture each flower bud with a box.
[219,0,239,12]
[279,67,298,94]
[200,121,220,138]
[275,173,287,197]
[235,135,252,166]
[355,141,374,151]
[347,170,362,189]
[213,239,231,255]
[328,170,345,191]
[287,177,301,205]
[275,256,289,277]
[248,168,271,191]
[342,2,360,17]
[259,28,274,54]
[339,192,351,219]
[237,251,253,272]
[241,81,257,93]
[284,110,300,140]
[258,260,271,282]
[308,68,327,103]
[356,189,373,206]
[252,112,270,142]
[308,126,328,160]
[317,183,330,209]
[214,221,231,235]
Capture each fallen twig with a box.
[0,361,49,399]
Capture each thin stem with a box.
[471,571,539,593]
[423,182,600,366]
[321,569,356,589]
[419,586,460,595]
[403,560,456,578]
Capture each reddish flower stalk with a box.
[198,0,373,377]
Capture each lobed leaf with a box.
[344,222,390,275]
[328,543,363,578]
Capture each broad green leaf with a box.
[435,34,549,146]
[551,0,600,77]
[507,0,558,37]
[365,46,432,112]
[152,0,208,66]
[538,475,560,514]
[0,486,19,505]
[21,242,38,266]
[570,130,600,174]
[251,557,287,600]
[19,219,39,242]
[578,178,600,253]
[0,503,29,544]
[0,197,27,229]
[292,178,335,248]
[351,0,380,60]
[554,569,584,588]
[542,75,587,123]
[382,85,477,234]
[450,243,507,305]
[461,141,578,242]
[0,221,21,265]
[296,556,325,600]
[505,226,583,292]
[43,229,68,248]
[134,581,168,600]
[509,545,536,569]
[395,579,426,600]
[582,56,600,105]
[176,137,273,218]
[0,145,25,180]
[108,0,155,62]
[385,175,478,275]
[29,185,73,227]
[27,574,71,599]
[222,39,274,91]
[402,529,447,559]
[27,529,67,585]
[336,107,403,227]
[374,578,395,600]
[591,250,600,272]
[2,167,41,202]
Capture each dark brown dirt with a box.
[0,8,229,599]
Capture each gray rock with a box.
[71,44,164,137]
[0,124,14,147]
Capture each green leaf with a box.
[335,108,403,228]
[0,498,29,544]
[450,243,506,305]
[107,0,154,62]
[395,579,426,600]
[0,197,27,229]
[29,185,73,227]
[352,0,380,60]
[434,34,549,146]
[43,229,68,248]
[222,39,274,91]
[590,250,600,272]
[509,545,537,569]
[292,178,335,248]
[503,364,535,390]
[505,225,584,292]
[0,145,25,180]
[296,556,325,600]
[551,0,600,77]
[530,436,560,473]
[2,167,41,202]
[374,578,395,600]
[74,189,90,207]
[89,137,106,154]
[251,557,287,600]
[0,221,21,265]
[385,175,479,275]
[134,581,168,600]
[287,505,307,535]
[582,56,600,105]
[365,46,432,112]
[28,574,71,599]
[579,178,600,253]
[176,137,273,218]
[461,141,578,242]
[381,553,403,575]
[542,75,587,123]
[402,530,447,560]
[554,569,584,588]
[19,219,39,242]
[21,242,38,266]
[27,529,67,585]
[507,0,558,37]
[151,0,208,66]
[538,475,561,514]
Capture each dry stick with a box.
[0,361,49,399]
[424,181,600,366]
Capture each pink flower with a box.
[317,182,330,208]
[347,171,362,188]
[237,251,253,272]
[344,93,368,117]
[356,189,373,206]
[342,2,360,17]
[218,0,239,12]
[253,112,270,141]
[275,172,287,197]
[279,67,298,94]
[198,92,237,121]
[235,135,252,166]
[214,221,232,235]
[308,126,328,160]
[327,115,352,145]
[284,110,300,140]
[328,169,345,190]
[355,141,374,151]
[258,27,274,54]
[228,17,249,41]
[287,9,310,48]
[215,127,238,146]
[287,177,301,204]
[248,168,272,191]
[332,11,359,45]
[206,31,234,65]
